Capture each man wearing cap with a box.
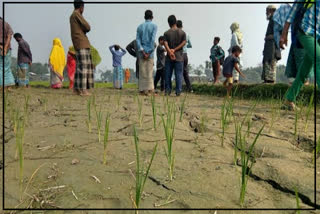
[262,5,278,84]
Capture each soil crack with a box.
[148,176,177,193]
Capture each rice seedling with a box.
[23,94,30,123]
[116,91,122,110]
[15,112,26,200]
[269,100,279,132]
[200,110,208,136]
[179,94,187,122]
[42,97,48,112]
[304,92,314,132]
[4,91,9,114]
[132,126,157,212]
[103,113,110,165]
[239,123,265,207]
[94,104,103,143]
[220,98,233,147]
[161,101,176,181]
[295,187,301,214]
[137,95,143,127]
[86,97,93,133]
[150,94,157,130]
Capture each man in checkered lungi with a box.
[70,0,94,96]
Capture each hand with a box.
[169,52,176,61]
[3,47,8,56]
[240,72,245,78]
[280,34,288,49]
[28,62,32,66]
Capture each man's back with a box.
[136,20,157,56]
[164,28,186,62]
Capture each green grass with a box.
[238,123,265,207]
[137,95,143,127]
[304,92,314,132]
[161,101,176,181]
[132,126,157,212]
[15,110,25,200]
[103,113,111,165]
[295,187,301,214]
[220,98,234,147]
[94,104,103,143]
[86,97,93,133]
[151,94,157,130]
[29,81,137,89]
[200,110,208,136]
[179,95,187,122]
[190,83,319,105]
[23,94,30,123]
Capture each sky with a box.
[4,0,292,72]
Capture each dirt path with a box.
[1,87,319,213]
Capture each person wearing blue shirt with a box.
[136,10,158,96]
[109,44,126,89]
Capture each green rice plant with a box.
[239,124,265,207]
[86,97,93,133]
[161,102,176,181]
[94,104,103,143]
[179,94,187,122]
[116,91,122,109]
[12,109,20,134]
[132,126,157,212]
[220,98,233,147]
[151,94,157,130]
[137,96,143,127]
[4,91,9,114]
[103,113,110,165]
[304,92,314,132]
[15,112,25,199]
[42,97,48,112]
[200,110,208,136]
[23,94,30,123]
[295,187,301,214]
[269,100,279,132]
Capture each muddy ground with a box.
[1,87,319,214]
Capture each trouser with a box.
[165,59,183,95]
[154,68,165,91]
[183,53,192,91]
[212,60,221,82]
[262,59,277,82]
[286,32,320,102]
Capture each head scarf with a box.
[49,38,66,78]
[230,22,243,46]
[90,45,101,67]
[68,46,75,55]
[267,5,277,10]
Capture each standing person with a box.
[210,37,225,84]
[109,45,126,89]
[280,0,319,110]
[125,68,130,83]
[177,20,193,92]
[154,36,166,92]
[262,5,278,84]
[136,10,158,96]
[126,40,140,79]
[163,15,187,96]
[223,46,245,98]
[67,46,76,89]
[70,0,94,96]
[228,22,243,83]
[91,45,101,71]
[49,38,66,89]
[13,33,32,87]
[0,17,15,90]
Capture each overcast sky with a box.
[4,0,291,71]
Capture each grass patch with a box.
[103,113,111,165]
[132,126,157,212]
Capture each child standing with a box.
[222,45,245,98]
[67,46,76,89]
[154,36,166,92]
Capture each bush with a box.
[190,83,319,105]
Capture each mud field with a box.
[1,86,319,214]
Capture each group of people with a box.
[0,0,318,109]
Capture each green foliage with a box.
[103,114,111,165]
[94,104,103,143]
[137,95,143,127]
[295,187,301,214]
[151,94,157,130]
[161,101,176,181]
[133,126,157,211]
[191,84,319,105]
[86,97,93,133]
